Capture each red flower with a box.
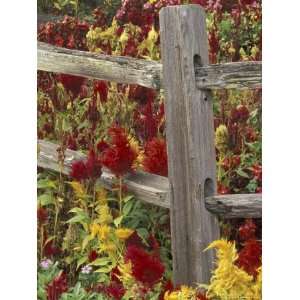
[230,105,250,122]
[252,164,262,182]
[238,219,257,241]
[70,160,88,181]
[105,283,125,300]
[44,239,61,257]
[57,74,85,98]
[37,207,48,224]
[237,239,262,277]
[88,250,98,262]
[93,80,108,102]
[125,231,145,249]
[142,138,168,177]
[159,280,173,300]
[125,245,165,287]
[46,272,68,300]
[101,126,137,176]
[85,149,102,179]
[96,140,109,153]
[217,184,230,194]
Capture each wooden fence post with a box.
[159,5,220,285]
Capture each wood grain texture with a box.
[38,41,163,90]
[206,194,262,218]
[38,139,262,217]
[38,140,170,208]
[159,5,220,285]
[195,61,262,90]
[38,42,261,90]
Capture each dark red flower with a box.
[159,280,173,300]
[88,250,98,262]
[37,207,48,224]
[44,239,61,258]
[142,138,168,177]
[230,105,250,122]
[236,239,262,277]
[101,126,137,176]
[57,74,85,98]
[238,219,257,241]
[85,149,102,179]
[125,245,165,287]
[217,184,230,194]
[125,231,145,249]
[70,160,88,181]
[96,140,109,153]
[105,283,125,300]
[252,164,262,182]
[46,272,68,300]
[93,80,108,102]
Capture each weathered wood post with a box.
[159,5,220,285]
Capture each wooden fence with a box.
[37,5,262,286]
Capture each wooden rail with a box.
[38,42,261,90]
[38,140,261,218]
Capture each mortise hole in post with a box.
[204,178,214,198]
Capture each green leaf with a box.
[113,216,123,227]
[122,200,135,216]
[38,193,54,206]
[90,257,111,266]
[77,256,88,270]
[94,265,114,273]
[236,168,250,178]
[123,195,135,203]
[81,235,93,251]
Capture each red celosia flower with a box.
[70,160,88,181]
[93,80,108,102]
[196,292,209,300]
[230,105,250,122]
[252,164,262,182]
[142,138,168,177]
[125,245,165,287]
[96,140,109,153]
[159,280,173,300]
[105,283,125,300]
[217,184,230,194]
[101,126,137,176]
[237,239,262,277]
[37,207,48,224]
[46,272,68,300]
[44,239,61,258]
[66,135,77,150]
[85,149,102,179]
[111,266,122,284]
[125,231,145,249]
[88,250,98,262]
[57,74,85,98]
[238,219,257,241]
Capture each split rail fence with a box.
[37,5,262,286]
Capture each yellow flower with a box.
[97,187,107,205]
[205,239,258,299]
[98,224,111,241]
[164,291,179,300]
[98,204,113,225]
[100,242,117,255]
[115,228,134,240]
[118,261,133,283]
[69,181,85,198]
[215,124,229,154]
[90,223,101,238]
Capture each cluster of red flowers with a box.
[57,74,86,98]
[125,245,165,287]
[70,149,102,181]
[38,15,89,50]
[46,272,68,300]
[37,207,48,224]
[101,126,137,176]
[143,138,168,177]
[236,219,262,277]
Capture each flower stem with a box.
[119,176,123,215]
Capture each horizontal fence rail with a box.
[37,42,262,90]
[38,140,262,218]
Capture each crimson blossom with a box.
[101,126,137,176]
[125,245,165,287]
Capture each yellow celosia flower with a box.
[128,136,144,168]
[118,261,133,284]
[69,181,85,198]
[98,204,113,225]
[97,187,107,205]
[100,242,117,256]
[148,26,158,43]
[164,291,179,300]
[98,224,111,241]
[115,228,134,240]
[90,223,101,238]
[164,285,196,300]
[215,124,229,154]
[205,239,259,299]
